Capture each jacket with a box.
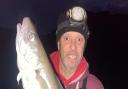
[50,51,104,89]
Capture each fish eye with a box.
[28,32,35,42]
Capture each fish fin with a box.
[17,72,22,85]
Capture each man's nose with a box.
[70,40,76,50]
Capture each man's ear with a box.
[57,41,60,49]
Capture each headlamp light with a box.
[67,6,87,22]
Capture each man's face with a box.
[58,31,85,70]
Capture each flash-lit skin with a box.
[57,31,85,79]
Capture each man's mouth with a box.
[68,55,76,59]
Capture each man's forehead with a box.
[62,31,84,38]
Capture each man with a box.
[50,6,104,89]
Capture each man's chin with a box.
[65,61,79,69]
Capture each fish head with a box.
[16,17,41,70]
[16,17,38,45]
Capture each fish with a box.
[16,17,63,89]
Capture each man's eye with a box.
[78,38,81,41]
[64,37,69,41]
[77,38,83,43]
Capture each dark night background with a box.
[0,0,128,89]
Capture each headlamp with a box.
[67,6,87,22]
[56,6,90,41]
